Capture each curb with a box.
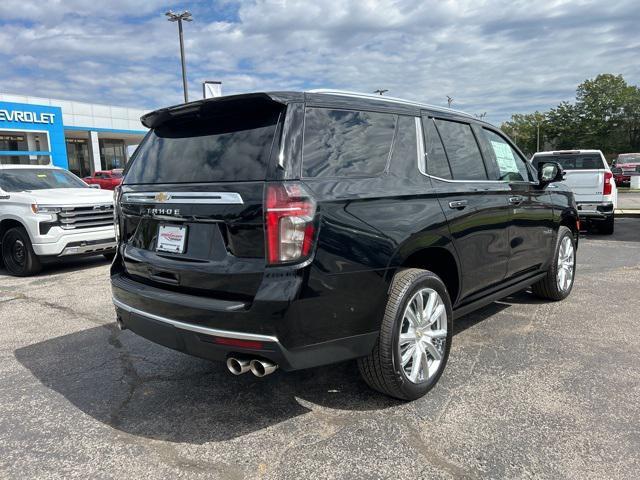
[615,209,640,218]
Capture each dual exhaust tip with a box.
[226,357,278,377]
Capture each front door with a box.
[422,116,511,302]
[474,126,555,278]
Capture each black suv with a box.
[111,90,578,400]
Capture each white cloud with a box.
[0,0,639,123]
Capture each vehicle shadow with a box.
[452,289,543,335]
[15,323,399,445]
[580,217,639,243]
[0,255,111,278]
[14,290,546,444]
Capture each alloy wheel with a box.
[556,236,575,292]
[398,288,448,384]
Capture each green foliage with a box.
[501,74,640,158]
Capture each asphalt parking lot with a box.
[1,219,639,479]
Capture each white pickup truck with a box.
[0,165,116,276]
[531,150,617,234]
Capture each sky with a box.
[0,0,639,124]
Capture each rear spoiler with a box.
[140,92,297,129]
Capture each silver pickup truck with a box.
[531,150,617,234]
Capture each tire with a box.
[598,214,614,235]
[1,227,42,276]
[531,226,576,301]
[358,268,453,401]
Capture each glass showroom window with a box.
[66,138,91,177]
[99,139,126,170]
[0,131,51,165]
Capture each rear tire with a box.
[358,268,453,401]
[1,227,42,276]
[532,226,575,301]
[598,214,614,235]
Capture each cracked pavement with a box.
[1,219,639,479]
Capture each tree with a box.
[501,111,546,156]
[502,73,640,157]
[575,74,629,151]
[623,85,640,151]
[545,102,582,150]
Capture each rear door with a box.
[117,95,285,301]
[422,115,510,301]
[476,127,554,278]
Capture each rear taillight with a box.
[265,182,316,265]
[603,171,613,195]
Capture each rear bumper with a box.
[576,202,614,220]
[111,272,379,371]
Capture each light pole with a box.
[166,10,193,103]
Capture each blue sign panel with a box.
[0,101,68,169]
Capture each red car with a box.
[83,169,124,190]
[612,153,640,186]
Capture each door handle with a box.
[508,196,525,205]
[448,200,468,210]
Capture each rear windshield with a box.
[532,154,604,170]
[125,105,283,184]
[0,168,87,191]
[617,154,640,163]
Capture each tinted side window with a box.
[480,129,531,181]
[389,115,418,178]
[434,119,487,180]
[423,118,452,179]
[303,108,396,178]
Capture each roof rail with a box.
[306,89,474,118]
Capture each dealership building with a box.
[0,92,148,177]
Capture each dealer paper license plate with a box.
[156,224,187,254]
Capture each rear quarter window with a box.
[388,116,418,178]
[302,108,396,178]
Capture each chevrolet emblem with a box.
[154,192,171,202]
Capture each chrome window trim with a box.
[121,191,244,205]
[417,117,537,185]
[415,117,427,175]
[424,172,537,185]
[113,298,279,343]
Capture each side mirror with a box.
[538,161,564,186]
[89,184,101,189]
